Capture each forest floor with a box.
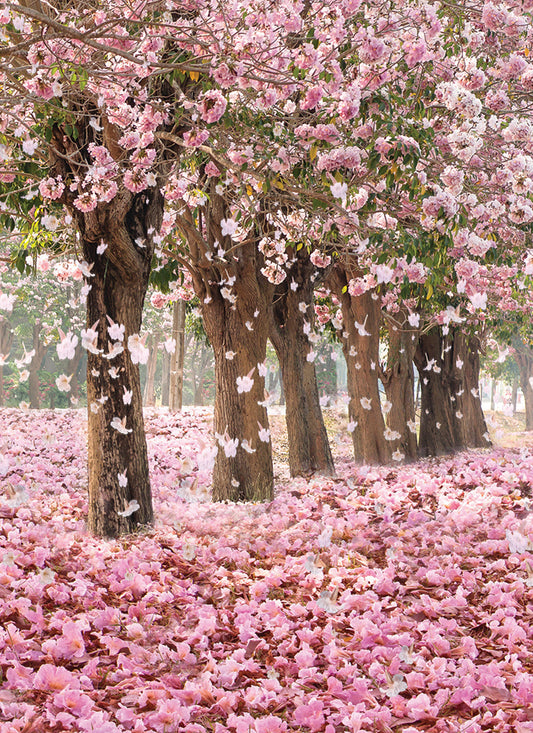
[0,406,532,732]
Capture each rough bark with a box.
[328,266,390,464]
[28,321,49,409]
[415,329,458,457]
[76,187,163,537]
[453,333,491,448]
[269,250,334,477]
[200,263,274,502]
[0,317,13,406]
[513,339,533,430]
[178,182,275,502]
[381,317,418,461]
[415,328,490,456]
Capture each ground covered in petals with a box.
[1,408,533,733]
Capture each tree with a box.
[328,262,391,464]
[1,0,533,529]
[381,312,418,462]
[269,247,334,477]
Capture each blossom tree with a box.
[1,0,533,530]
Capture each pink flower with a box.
[310,250,331,268]
[53,687,93,717]
[205,161,221,177]
[199,90,227,124]
[300,86,323,111]
[34,664,78,691]
[405,693,438,720]
[183,129,210,147]
[146,698,191,731]
[74,192,98,212]
[255,716,288,733]
[124,169,148,193]
[293,699,325,732]
[39,176,65,200]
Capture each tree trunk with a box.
[0,316,13,407]
[415,329,458,457]
[328,266,390,464]
[200,269,274,502]
[269,251,334,477]
[513,340,533,430]
[453,333,491,448]
[29,321,49,409]
[48,119,167,536]
[84,261,153,536]
[491,378,496,412]
[79,192,162,537]
[169,299,186,411]
[381,318,418,461]
[143,333,160,407]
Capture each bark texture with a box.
[415,329,458,457]
[185,186,274,502]
[161,350,170,406]
[453,333,491,449]
[201,272,274,502]
[328,266,390,464]
[381,317,418,461]
[49,116,168,537]
[415,328,490,457]
[269,250,334,477]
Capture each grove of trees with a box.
[0,0,532,537]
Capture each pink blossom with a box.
[300,86,323,110]
[293,699,325,732]
[34,664,78,691]
[199,90,228,124]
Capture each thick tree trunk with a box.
[0,317,13,407]
[269,252,334,477]
[78,192,162,537]
[382,318,418,461]
[453,333,491,448]
[328,267,390,464]
[143,333,160,407]
[169,299,186,411]
[513,340,533,430]
[29,321,49,409]
[84,262,153,537]
[415,329,458,457]
[49,118,166,536]
[200,269,274,502]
